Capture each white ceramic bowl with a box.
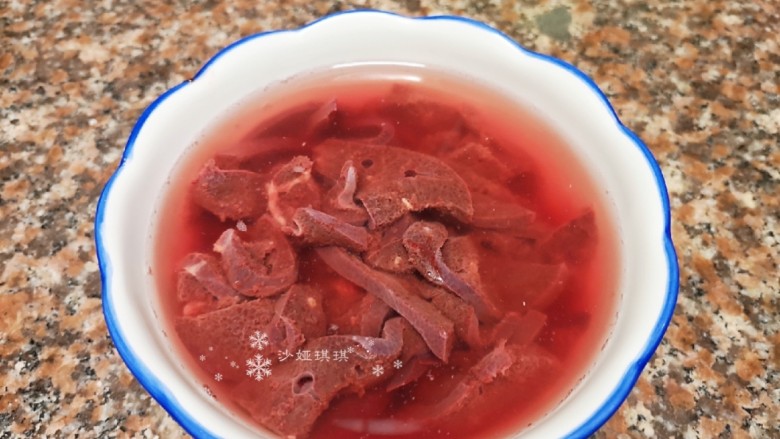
[96,10,678,439]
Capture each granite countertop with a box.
[1,0,778,437]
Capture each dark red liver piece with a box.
[247,99,337,141]
[489,261,569,310]
[321,160,370,226]
[176,252,238,302]
[542,209,597,265]
[471,341,515,383]
[386,319,436,391]
[440,235,483,288]
[289,207,370,252]
[490,310,547,347]
[385,354,438,392]
[402,221,448,285]
[377,85,470,156]
[364,239,411,274]
[266,156,322,229]
[175,298,277,382]
[400,342,560,426]
[397,318,430,362]
[191,159,267,221]
[180,297,243,317]
[504,344,562,387]
[522,263,569,309]
[471,193,536,231]
[313,140,473,228]
[359,293,393,337]
[265,284,327,353]
[219,137,309,175]
[444,142,516,182]
[430,289,483,350]
[441,236,502,320]
[427,341,514,419]
[472,229,538,261]
[398,271,483,351]
[177,252,243,317]
[214,221,297,297]
[234,318,405,438]
[364,214,414,274]
[316,246,455,362]
[306,99,339,138]
[472,228,569,310]
[211,154,244,170]
[402,223,499,321]
[443,141,527,202]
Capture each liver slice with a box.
[483,260,569,310]
[176,252,242,317]
[471,193,536,231]
[411,342,560,423]
[214,220,297,297]
[176,252,238,302]
[397,318,430,363]
[445,142,517,182]
[364,214,414,274]
[316,246,455,362]
[428,341,514,419]
[430,289,483,350]
[321,160,370,226]
[473,229,569,309]
[402,221,448,285]
[443,141,525,202]
[266,284,327,353]
[266,156,321,229]
[378,84,469,156]
[385,354,438,392]
[519,263,569,309]
[235,318,405,438]
[289,207,370,252]
[504,344,562,386]
[191,159,266,221]
[175,298,276,382]
[250,99,337,141]
[440,236,501,320]
[180,297,242,317]
[402,276,483,350]
[359,293,393,337]
[313,140,473,228]
[385,318,436,391]
[490,310,547,347]
[402,222,499,321]
[542,209,597,265]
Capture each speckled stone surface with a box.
[1,0,778,437]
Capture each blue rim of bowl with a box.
[95,9,679,439]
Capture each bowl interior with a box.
[97,10,677,439]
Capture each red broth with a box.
[154,65,620,439]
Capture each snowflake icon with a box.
[347,346,356,354]
[230,361,238,369]
[214,373,223,382]
[249,331,269,351]
[393,359,403,369]
[371,364,384,377]
[199,354,206,362]
[246,354,272,381]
